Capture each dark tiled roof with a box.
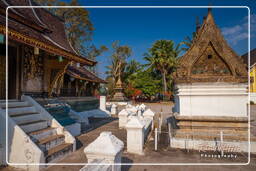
[67,65,107,83]
[241,48,256,67]
[0,0,96,66]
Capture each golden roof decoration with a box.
[174,9,247,83]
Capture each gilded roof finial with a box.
[208,2,212,14]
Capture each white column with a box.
[111,104,117,115]
[99,96,106,111]
[126,116,144,155]
[84,132,124,171]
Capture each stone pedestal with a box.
[99,96,110,116]
[118,109,129,128]
[126,116,144,155]
[84,132,124,171]
[126,106,137,114]
[143,108,155,120]
[100,96,106,111]
[111,104,117,115]
[173,83,248,117]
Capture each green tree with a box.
[35,0,107,63]
[130,70,161,99]
[144,40,181,94]
[123,59,142,84]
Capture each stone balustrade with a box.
[118,104,153,129]
[125,106,155,155]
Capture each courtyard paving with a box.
[1,103,256,171]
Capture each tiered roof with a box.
[174,9,247,84]
[0,0,96,66]
[67,65,107,83]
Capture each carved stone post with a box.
[84,132,124,171]
[126,116,144,155]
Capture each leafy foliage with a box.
[144,40,181,93]
[34,0,107,61]
[128,70,162,98]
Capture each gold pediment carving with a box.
[191,43,232,77]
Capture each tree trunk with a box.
[163,72,167,93]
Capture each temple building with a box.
[172,9,256,152]
[0,0,106,169]
[0,0,106,100]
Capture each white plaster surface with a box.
[65,123,81,136]
[100,96,111,116]
[170,137,255,153]
[143,108,155,120]
[173,83,248,117]
[84,132,124,171]
[118,109,130,128]
[78,109,110,118]
[126,116,144,155]
[111,104,117,115]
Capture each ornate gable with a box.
[174,10,247,83]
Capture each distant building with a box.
[242,48,256,92]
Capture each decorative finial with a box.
[208,2,212,13]
[196,16,200,32]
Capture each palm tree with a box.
[144,40,181,93]
[181,32,197,51]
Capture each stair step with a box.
[174,133,254,141]
[29,127,57,136]
[176,128,248,135]
[19,120,48,133]
[11,113,41,125]
[38,134,65,152]
[177,121,248,128]
[29,127,58,142]
[45,143,73,163]
[0,101,30,108]
[175,115,249,122]
[38,135,64,145]
[10,112,39,117]
[0,99,20,103]
[8,107,36,116]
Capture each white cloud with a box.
[221,14,256,45]
[222,25,242,36]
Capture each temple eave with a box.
[0,26,96,66]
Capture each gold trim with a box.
[66,70,104,83]
[48,62,71,97]
[0,25,96,66]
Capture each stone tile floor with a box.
[2,103,256,171]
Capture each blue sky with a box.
[73,0,256,78]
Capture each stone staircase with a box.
[0,97,75,168]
